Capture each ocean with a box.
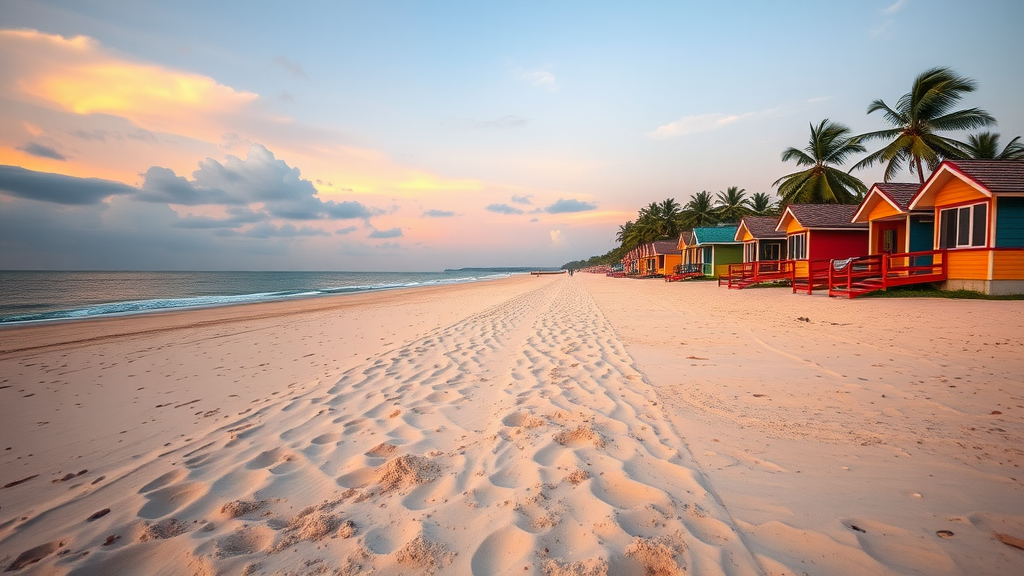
[0,270,522,325]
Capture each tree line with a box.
[563,66,1022,270]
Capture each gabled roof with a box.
[776,204,867,232]
[909,160,1024,210]
[692,226,740,245]
[735,216,785,241]
[651,239,680,255]
[851,182,922,223]
[676,230,693,250]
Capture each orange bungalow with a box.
[775,204,868,293]
[643,239,683,278]
[851,183,932,255]
[908,160,1024,295]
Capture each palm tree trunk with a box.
[916,157,925,184]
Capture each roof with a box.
[651,239,680,255]
[692,226,739,245]
[776,204,867,231]
[872,183,921,211]
[676,230,693,250]
[909,160,1024,210]
[736,216,785,240]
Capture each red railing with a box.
[792,259,831,294]
[828,250,947,297]
[722,260,794,288]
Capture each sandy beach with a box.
[1,274,1022,575]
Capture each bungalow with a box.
[775,204,868,293]
[908,160,1024,295]
[643,239,683,277]
[851,183,932,256]
[680,226,742,279]
[722,215,791,288]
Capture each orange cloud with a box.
[1,29,257,143]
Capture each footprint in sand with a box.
[138,482,207,519]
[6,540,65,571]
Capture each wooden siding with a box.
[867,199,903,221]
[737,227,755,242]
[934,179,988,207]
[808,229,868,261]
[784,217,806,234]
[993,250,1024,280]
[995,197,1024,248]
[946,249,990,280]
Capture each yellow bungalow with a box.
[640,239,682,276]
[908,160,1024,295]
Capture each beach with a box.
[1,274,1022,575]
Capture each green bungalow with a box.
[681,226,743,279]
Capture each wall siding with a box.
[935,179,989,207]
[993,250,1024,280]
[946,250,990,280]
[995,197,1024,248]
[808,230,869,261]
[867,200,902,221]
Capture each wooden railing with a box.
[828,250,947,297]
[792,259,831,294]
[721,260,795,288]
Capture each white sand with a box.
[0,274,1021,575]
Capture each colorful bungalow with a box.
[680,226,743,279]
[722,215,790,288]
[641,239,682,277]
[851,183,931,255]
[775,204,868,293]
[908,160,1024,295]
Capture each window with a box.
[787,233,806,259]
[762,242,780,261]
[938,202,987,248]
[882,229,897,253]
[745,242,756,262]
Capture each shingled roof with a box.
[947,160,1024,194]
[873,183,922,211]
[737,216,785,239]
[651,239,680,255]
[778,204,867,230]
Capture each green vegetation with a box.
[774,119,868,204]
[853,67,996,182]
[862,284,1024,300]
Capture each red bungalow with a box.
[776,204,868,293]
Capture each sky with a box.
[1,0,1022,271]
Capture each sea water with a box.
[0,270,520,324]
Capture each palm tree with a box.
[749,192,779,216]
[681,191,718,228]
[657,198,683,238]
[853,67,996,183]
[774,119,867,205]
[960,132,1024,160]
[715,186,750,222]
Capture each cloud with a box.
[240,222,328,238]
[172,207,265,229]
[486,203,524,215]
[139,144,373,219]
[336,225,358,235]
[17,142,67,161]
[375,242,401,250]
[884,0,909,14]
[648,108,779,139]
[368,227,402,239]
[550,230,563,245]
[511,195,532,205]
[273,56,307,79]
[423,209,457,218]
[517,69,558,91]
[0,29,259,143]
[0,165,136,205]
[442,115,530,130]
[530,217,539,223]
[544,198,596,214]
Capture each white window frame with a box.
[787,233,807,260]
[938,201,987,249]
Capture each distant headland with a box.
[443,267,561,273]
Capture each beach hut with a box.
[633,239,680,277]
[851,183,932,255]
[775,204,868,293]
[908,160,1024,295]
[681,226,742,280]
[721,215,793,288]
